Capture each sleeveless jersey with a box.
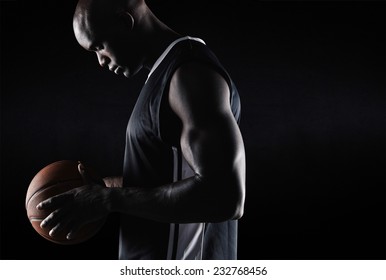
[120,36,241,259]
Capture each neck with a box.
[141,12,181,70]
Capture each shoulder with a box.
[170,61,230,102]
[168,61,231,122]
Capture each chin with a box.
[122,68,131,78]
[127,67,142,78]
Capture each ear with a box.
[118,11,135,31]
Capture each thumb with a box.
[78,161,92,185]
[77,161,105,186]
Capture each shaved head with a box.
[73,0,145,37]
[72,0,179,78]
[73,0,143,21]
[74,0,121,34]
[73,0,148,77]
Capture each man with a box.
[38,0,246,260]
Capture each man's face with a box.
[73,13,143,78]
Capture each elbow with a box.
[195,173,245,222]
[231,202,244,220]
[225,192,245,220]
[214,196,244,221]
[214,182,245,221]
[223,174,246,220]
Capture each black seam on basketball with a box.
[25,177,83,209]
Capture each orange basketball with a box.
[25,160,106,245]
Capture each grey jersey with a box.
[119,37,241,260]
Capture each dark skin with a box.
[38,0,246,240]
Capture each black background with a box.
[1,0,385,260]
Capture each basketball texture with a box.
[25,160,106,245]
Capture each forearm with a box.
[108,173,242,224]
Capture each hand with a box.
[37,162,111,240]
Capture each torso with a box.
[120,37,241,260]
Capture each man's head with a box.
[73,0,146,78]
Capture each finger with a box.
[36,192,72,210]
[40,208,64,229]
[66,223,82,240]
[78,161,91,185]
[48,218,71,237]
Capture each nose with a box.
[96,52,109,68]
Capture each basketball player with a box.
[38,0,246,260]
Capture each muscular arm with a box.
[110,62,246,222]
[39,62,246,237]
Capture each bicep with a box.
[180,108,244,180]
[169,62,245,192]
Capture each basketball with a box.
[25,160,106,245]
